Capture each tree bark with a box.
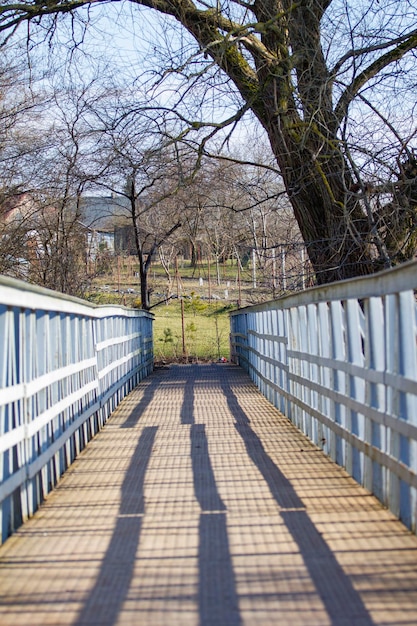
[265,121,373,283]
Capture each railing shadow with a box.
[198,512,241,626]
[220,365,375,626]
[191,424,226,512]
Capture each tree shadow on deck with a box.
[121,376,159,429]
[181,370,196,425]
[190,423,241,626]
[220,365,375,626]
[73,419,157,625]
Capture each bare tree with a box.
[23,78,109,295]
[0,48,52,278]
[1,2,416,282]
[122,170,182,310]
[88,109,186,308]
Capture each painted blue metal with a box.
[0,276,153,543]
[230,260,417,533]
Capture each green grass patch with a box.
[152,259,253,283]
[153,298,235,362]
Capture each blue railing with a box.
[230,261,417,533]
[0,276,153,543]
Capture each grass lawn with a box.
[152,299,234,362]
[88,258,245,362]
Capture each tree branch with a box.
[145,220,182,271]
[331,27,417,77]
[335,30,417,126]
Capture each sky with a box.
[4,0,417,180]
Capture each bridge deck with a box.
[1,363,417,626]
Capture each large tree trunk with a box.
[173,6,377,284]
[250,7,377,284]
[268,129,374,283]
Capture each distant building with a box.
[82,225,115,260]
[79,194,130,259]
[79,195,130,230]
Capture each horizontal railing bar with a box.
[0,467,27,504]
[0,425,26,454]
[245,363,417,488]
[95,332,142,351]
[287,371,417,440]
[247,330,288,343]
[27,380,100,438]
[231,259,417,315]
[288,349,417,395]
[97,349,142,380]
[97,358,153,409]
[0,274,153,319]
[27,400,102,481]
[291,393,417,490]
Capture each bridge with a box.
[0,265,417,625]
